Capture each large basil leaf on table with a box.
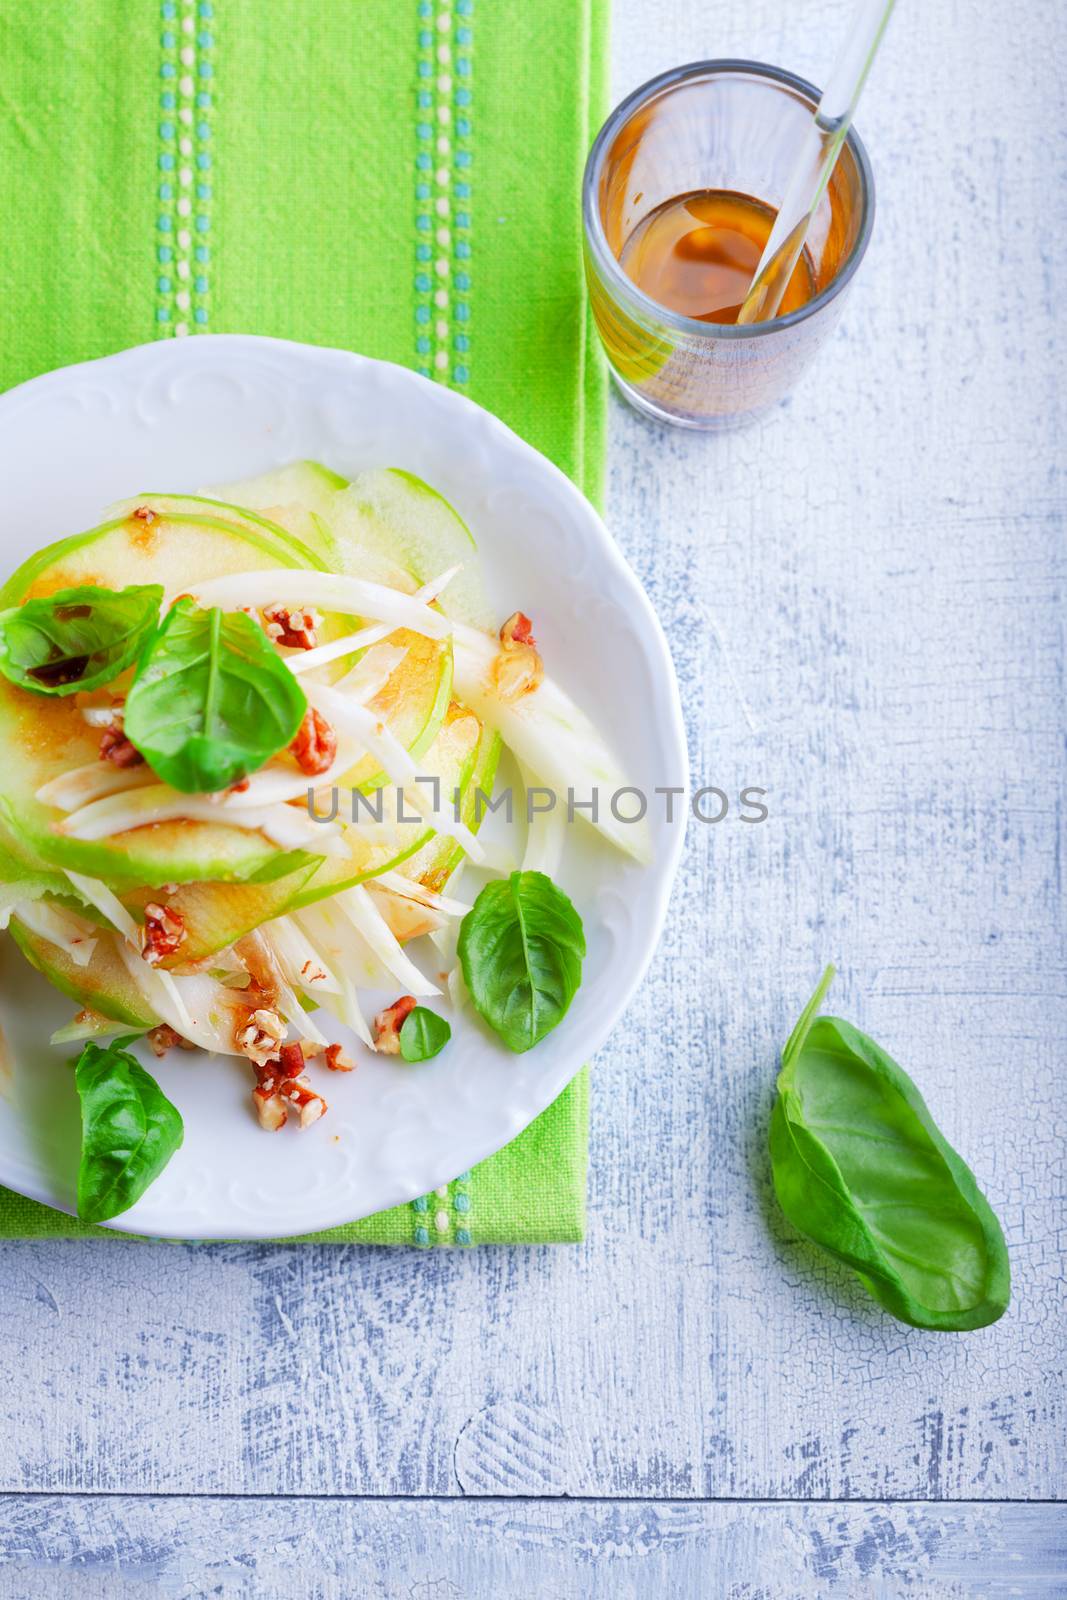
[74,1039,184,1223]
[124,599,307,793]
[770,966,1010,1331]
[0,583,162,695]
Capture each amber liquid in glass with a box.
[619,189,816,325]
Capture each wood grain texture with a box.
[0,1498,1063,1599]
[0,0,1063,1543]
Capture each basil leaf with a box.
[0,583,163,696]
[74,1039,183,1223]
[769,965,1011,1331]
[124,599,307,793]
[399,1006,452,1062]
[458,870,585,1053]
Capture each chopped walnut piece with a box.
[491,611,543,702]
[248,1042,331,1131]
[253,1008,286,1041]
[237,1007,287,1066]
[228,777,251,795]
[290,706,337,776]
[140,903,186,965]
[99,723,145,768]
[491,646,544,702]
[278,1040,306,1078]
[500,611,536,649]
[146,1023,196,1057]
[373,995,417,1055]
[281,1077,328,1128]
[252,1085,288,1131]
[263,603,322,651]
[324,1043,355,1073]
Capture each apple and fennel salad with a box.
[0,462,649,1222]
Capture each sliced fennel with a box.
[36,763,153,812]
[308,681,484,864]
[286,570,461,677]
[63,871,141,944]
[292,905,376,1047]
[334,883,440,997]
[520,762,566,878]
[115,936,251,1054]
[57,784,348,857]
[12,898,98,968]
[452,623,653,865]
[261,914,343,996]
[184,570,452,641]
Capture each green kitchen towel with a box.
[0,0,608,1244]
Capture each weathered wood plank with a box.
[0,0,1063,1509]
[0,1498,1063,1599]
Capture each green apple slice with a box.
[210,461,492,627]
[8,913,158,1029]
[0,508,321,885]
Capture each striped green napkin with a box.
[0,0,608,1243]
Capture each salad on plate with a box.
[0,462,649,1222]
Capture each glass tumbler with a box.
[582,60,875,430]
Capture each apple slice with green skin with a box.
[8,915,158,1029]
[104,492,336,573]
[204,462,346,568]
[0,504,313,609]
[0,507,328,886]
[210,462,492,627]
[387,713,502,897]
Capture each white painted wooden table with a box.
[1,2,1064,1595]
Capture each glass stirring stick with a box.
[736,0,896,325]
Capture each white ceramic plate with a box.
[0,336,687,1238]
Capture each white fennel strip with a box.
[13,898,98,968]
[370,868,472,918]
[56,785,348,857]
[36,763,152,812]
[240,930,329,1047]
[183,570,452,641]
[308,682,484,863]
[452,622,653,865]
[219,740,363,810]
[63,872,140,945]
[335,884,440,997]
[292,907,375,1048]
[115,937,239,1053]
[429,862,467,960]
[286,567,461,675]
[261,915,342,995]
[331,641,408,701]
[50,1011,124,1047]
[520,762,566,878]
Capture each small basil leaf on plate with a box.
[458,870,585,1053]
[0,583,163,696]
[124,598,307,793]
[399,1005,452,1062]
[74,1039,184,1224]
[769,964,1011,1332]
